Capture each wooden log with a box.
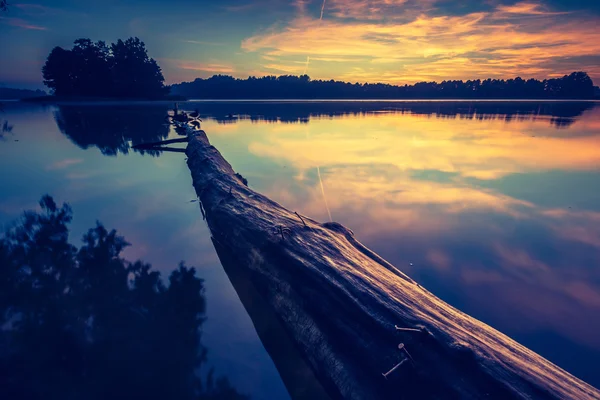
[186,128,599,400]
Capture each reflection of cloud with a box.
[46,158,83,171]
[66,171,102,180]
[248,112,600,181]
[565,282,600,308]
[542,209,600,249]
[426,249,451,270]
[492,243,549,273]
[242,1,600,83]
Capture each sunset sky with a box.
[1,0,600,89]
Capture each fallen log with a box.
[186,128,599,400]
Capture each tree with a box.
[71,39,112,96]
[110,37,168,98]
[42,47,78,96]
[42,37,168,98]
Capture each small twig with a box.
[381,343,412,379]
[403,346,415,364]
[394,325,422,333]
[382,358,407,379]
[294,211,307,227]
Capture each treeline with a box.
[42,37,168,99]
[170,72,596,99]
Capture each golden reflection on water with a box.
[208,108,600,356]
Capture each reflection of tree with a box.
[54,104,171,156]
[0,196,248,400]
[198,101,597,128]
[0,103,14,140]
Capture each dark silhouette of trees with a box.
[43,37,169,99]
[110,38,168,98]
[0,0,7,12]
[0,196,248,400]
[170,72,595,100]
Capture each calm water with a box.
[1,100,600,394]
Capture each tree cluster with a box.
[170,72,596,99]
[42,38,169,99]
[0,196,247,400]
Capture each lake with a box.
[1,100,599,396]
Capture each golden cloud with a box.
[241,1,600,83]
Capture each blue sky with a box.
[1,0,600,89]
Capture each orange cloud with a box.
[177,62,235,73]
[495,1,568,16]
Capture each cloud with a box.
[159,58,235,74]
[183,40,224,46]
[0,16,47,30]
[241,1,600,83]
[179,62,235,73]
[495,1,568,16]
[263,63,307,74]
[324,0,438,21]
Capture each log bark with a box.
[186,129,599,400]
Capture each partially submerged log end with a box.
[186,128,599,400]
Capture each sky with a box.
[1,0,600,89]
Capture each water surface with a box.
[1,100,599,393]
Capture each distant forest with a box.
[170,72,598,100]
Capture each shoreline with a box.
[18,95,188,104]
[8,97,598,104]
